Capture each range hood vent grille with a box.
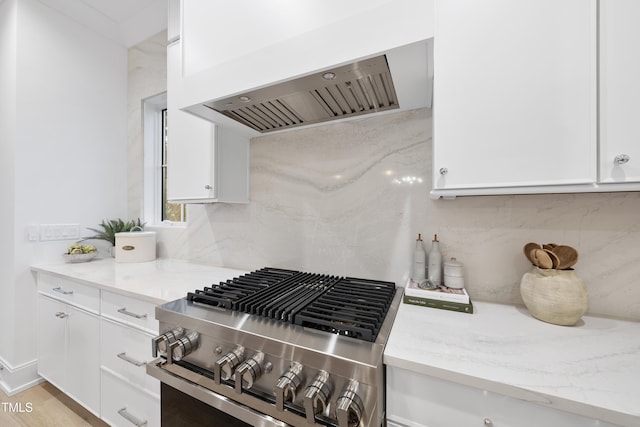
[203,55,399,133]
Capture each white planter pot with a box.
[520,267,588,326]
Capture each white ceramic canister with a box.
[114,231,157,263]
[443,257,464,289]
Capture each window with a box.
[161,108,187,222]
[143,93,186,225]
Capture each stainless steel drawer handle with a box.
[117,407,147,427]
[117,307,147,319]
[117,352,146,367]
[55,312,67,318]
[52,286,73,295]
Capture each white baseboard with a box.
[0,356,43,396]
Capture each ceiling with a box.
[37,0,168,47]
[79,0,159,23]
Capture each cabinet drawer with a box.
[37,274,99,313]
[101,318,159,394]
[101,368,160,427]
[387,366,620,427]
[101,291,158,334]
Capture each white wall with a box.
[0,0,128,393]
[0,0,17,382]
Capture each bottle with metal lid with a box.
[428,234,442,286]
[412,233,426,282]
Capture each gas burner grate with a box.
[293,277,397,342]
[187,267,298,309]
[187,268,397,342]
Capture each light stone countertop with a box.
[31,257,249,305]
[32,258,639,425]
[384,300,640,426]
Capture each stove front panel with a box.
[154,314,385,427]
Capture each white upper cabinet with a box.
[432,0,597,197]
[599,0,640,183]
[167,41,249,204]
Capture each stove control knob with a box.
[234,352,265,394]
[275,362,304,411]
[303,370,332,423]
[151,327,184,358]
[167,331,199,364]
[214,345,244,385]
[336,379,365,427]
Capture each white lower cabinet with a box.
[101,290,159,335]
[386,366,619,427]
[101,368,160,427]
[100,317,160,395]
[37,293,100,417]
[100,301,160,426]
[37,272,160,426]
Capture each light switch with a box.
[27,225,39,241]
[39,224,80,241]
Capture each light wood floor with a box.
[0,382,108,427]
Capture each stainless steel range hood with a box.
[204,55,399,133]
[183,39,433,136]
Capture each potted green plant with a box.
[85,218,145,256]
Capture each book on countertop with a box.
[403,294,474,314]
[404,278,470,304]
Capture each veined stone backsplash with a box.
[151,107,640,321]
[156,108,430,284]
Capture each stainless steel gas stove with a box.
[146,267,401,427]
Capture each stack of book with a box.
[403,278,473,314]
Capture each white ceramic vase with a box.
[520,267,588,326]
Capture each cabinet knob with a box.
[204,184,213,190]
[484,418,493,426]
[614,154,630,165]
[439,168,448,175]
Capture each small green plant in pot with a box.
[85,219,145,255]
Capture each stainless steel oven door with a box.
[148,359,288,427]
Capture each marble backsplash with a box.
[152,108,640,321]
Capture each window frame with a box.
[142,92,186,226]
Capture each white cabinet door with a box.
[66,305,100,416]
[599,0,640,183]
[166,42,249,203]
[37,295,101,417]
[37,295,66,389]
[432,0,597,193]
[167,41,217,203]
[101,369,160,427]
